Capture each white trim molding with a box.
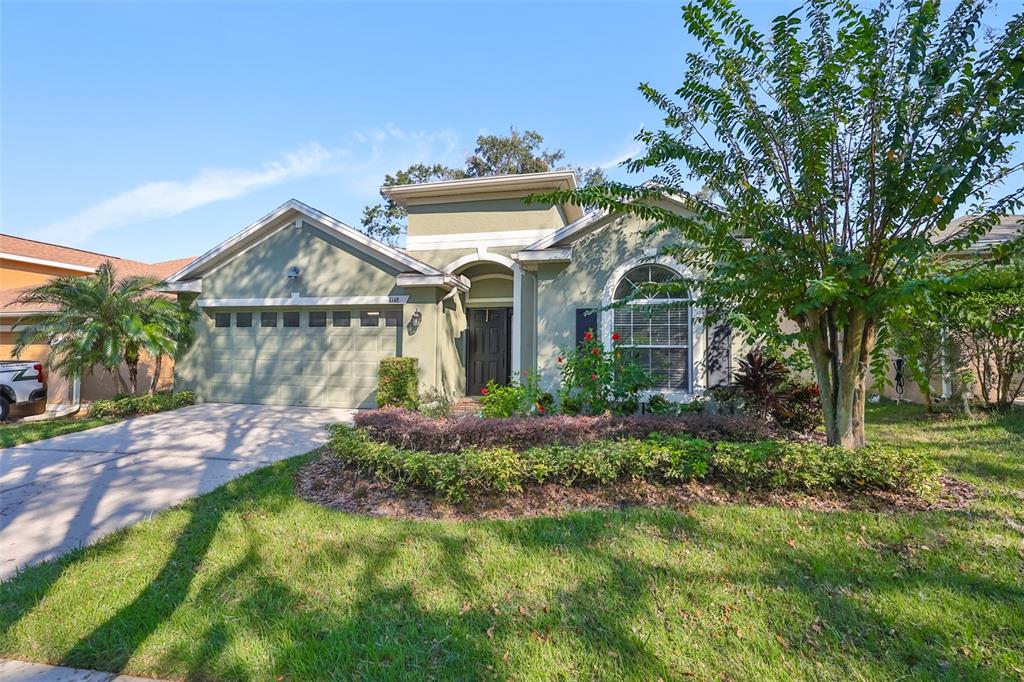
[601,254,705,398]
[443,251,516,273]
[522,209,607,251]
[168,199,446,284]
[407,228,558,252]
[513,248,572,265]
[0,252,97,274]
[511,262,523,376]
[197,295,409,308]
[396,273,470,291]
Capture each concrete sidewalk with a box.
[0,658,159,681]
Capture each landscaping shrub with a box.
[377,357,419,410]
[90,390,196,418]
[557,331,653,415]
[354,407,778,453]
[717,350,823,434]
[327,425,939,502]
[418,387,455,419]
[480,372,551,417]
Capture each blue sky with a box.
[2,1,1018,263]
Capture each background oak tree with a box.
[361,127,605,244]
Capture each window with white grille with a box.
[611,265,691,391]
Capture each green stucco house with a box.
[164,171,733,408]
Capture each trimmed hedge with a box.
[353,407,775,453]
[377,358,419,410]
[90,391,197,418]
[327,425,941,503]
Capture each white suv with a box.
[0,361,47,421]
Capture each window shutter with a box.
[575,308,598,345]
[706,323,732,386]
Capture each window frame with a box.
[308,311,327,328]
[282,311,300,328]
[235,312,253,328]
[332,311,351,327]
[261,312,278,328]
[603,260,696,397]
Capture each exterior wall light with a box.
[287,266,301,280]
[407,310,423,334]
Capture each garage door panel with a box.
[199,309,399,408]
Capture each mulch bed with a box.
[295,452,976,521]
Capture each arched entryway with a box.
[447,256,515,395]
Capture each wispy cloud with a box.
[32,127,463,245]
[597,140,645,170]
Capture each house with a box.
[0,234,193,414]
[873,215,1023,404]
[166,171,735,408]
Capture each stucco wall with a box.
[406,199,567,237]
[531,211,706,393]
[1,261,85,289]
[203,221,404,299]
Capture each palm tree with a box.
[12,261,193,395]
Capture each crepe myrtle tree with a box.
[537,0,1024,447]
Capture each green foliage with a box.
[557,331,654,415]
[534,0,1024,447]
[884,261,1024,410]
[377,358,419,410]
[418,386,455,419]
[647,393,705,415]
[360,127,606,244]
[89,391,196,419]
[328,425,939,503]
[480,372,551,418]
[12,261,196,394]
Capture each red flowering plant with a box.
[557,328,653,415]
[480,370,553,418]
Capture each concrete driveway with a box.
[0,403,354,580]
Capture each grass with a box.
[1,403,1021,680]
[0,415,118,448]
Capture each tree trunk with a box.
[800,306,874,448]
[148,354,163,395]
[127,361,139,395]
[108,366,129,395]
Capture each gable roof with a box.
[167,199,447,283]
[1,233,193,280]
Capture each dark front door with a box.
[466,307,511,396]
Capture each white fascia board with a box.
[381,171,578,202]
[197,295,409,308]
[522,210,607,251]
[513,248,572,263]
[168,199,443,283]
[405,228,558,252]
[0,252,97,274]
[157,280,202,293]
[396,273,471,292]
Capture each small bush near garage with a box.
[354,407,779,453]
[327,425,940,503]
[90,391,197,418]
[377,357,419,410]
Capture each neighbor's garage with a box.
[199,307,402,408]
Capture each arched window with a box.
[612,264,691,391]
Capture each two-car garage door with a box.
[201,308,401,408]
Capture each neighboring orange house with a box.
[0,234,193,415]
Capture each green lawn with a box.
[1,403,1021,680]
[0,415,118,448]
